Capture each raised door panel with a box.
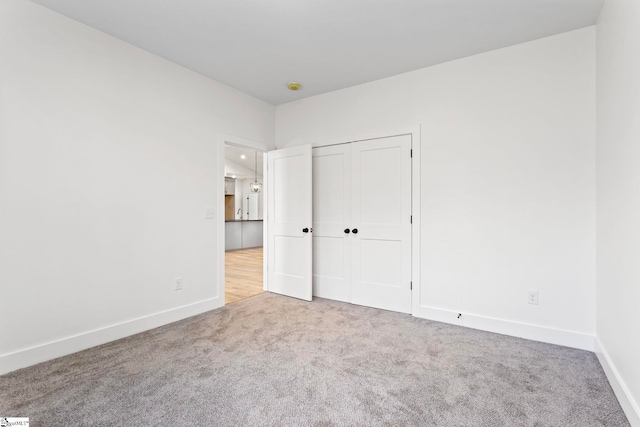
[351,135,412,313]
[312,144,351,302]
[267,145,313,301]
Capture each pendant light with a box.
[250,151,262,193]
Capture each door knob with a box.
[344,228,350,234]
[302,228,309,233]
[352,228,358,234]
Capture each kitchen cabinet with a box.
[225,220,263,251]
[242,220,263,248]
[243,193,261,220]
[224,177,235,195]
[225,221,242,251]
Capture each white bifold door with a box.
[266,145,313,301]
[312,135,412,313]
[312,144,352,303]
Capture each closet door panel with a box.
[351,135,412,313]
[312,145,352,303]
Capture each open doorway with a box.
[223,144,265,304]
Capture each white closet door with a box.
[266,145,313,301]
[351,135,412,313]
[312,144,351,302]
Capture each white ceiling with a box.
[30,0,603,105]
[225,145,263,180]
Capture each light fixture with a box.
[240,154,246,159]
[287,82,301,91]
[250,151,262,193]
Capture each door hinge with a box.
[410,215,412,224]
[410,149,413,158]
[410,282,413,290]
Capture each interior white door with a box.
[351,135,412,313]
[266,145,313,301]
[312,144,351,302]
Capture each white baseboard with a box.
[413,305,595,351]
[0,297,223,375]
[595,338,640,427]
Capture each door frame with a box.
[216,133,269,305]
[308,125,421,316]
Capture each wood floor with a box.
[225,246,264,304]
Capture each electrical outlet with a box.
[175,277,183,291]
[204,207,215,219]
[528,291,538,305]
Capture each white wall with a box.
[0,0,274,374]
[276,28,596,349]
[596,0,640,424]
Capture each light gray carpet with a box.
[0,293,630,426]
